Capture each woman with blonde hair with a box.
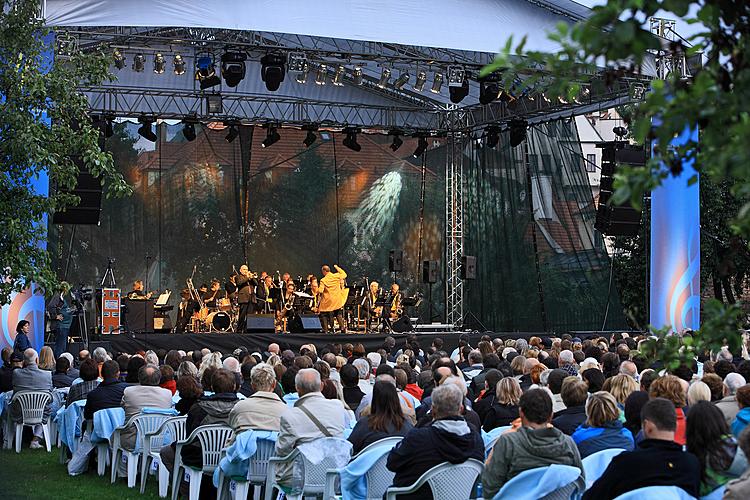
[483,377,522,431]
[38,346,55,371]
[687,380,712,406]
[572,391,634,458]
[603,373,639,407]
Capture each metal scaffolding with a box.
[445,132,465,327]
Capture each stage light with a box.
[430,73,443,94]
[288,52,307,73]
[173,54,186,75]
[222,51,247,87]
[225,123,239,143]
[103,116,114,138]
[449,78,469,104]
[112,49,125,70]
[260,53,286,91]
[262,126,280,148]
[315,64,327,85]
[499,90,515,103]
[332,65,346,86]
[138,117,157,142]
[343,128,361,152]
[196,55,221,89]
[182,121,196,142]
[485,126,500,148]
[353,66,363,85]
[153,53,165,74]
[509,119,527,147]
[412,136,428,158]
[394,71,409,90]
[295,62,309,84]
[377,68,391,88]
[132,53,145,72]
[389,131,403,152]
[206,93,223,114]
[414,71,427,92]
[479,72,502,105]
[303,130,317,147]
[613,126,628,137]
[447,65,465,87]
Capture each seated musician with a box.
[363,281,382,330]
[127,280,152,300]
[175,288,195,333]
[202,280,224,308]
[389,283,402,319]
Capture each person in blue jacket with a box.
[572,391,634,458]
[12,320,32,354]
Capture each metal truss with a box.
[445,133,465,327]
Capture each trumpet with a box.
[396,307,403,316]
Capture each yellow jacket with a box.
[318,265,349,312]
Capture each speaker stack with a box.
[595,142,645,237]
[52,156,103,225]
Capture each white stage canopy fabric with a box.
[43,0,590,54]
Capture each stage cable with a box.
[332,135,341,262]
[416,152,427,280]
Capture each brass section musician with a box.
[389,283,402,320]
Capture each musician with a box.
[307,280,321,314]
[389,283,403,320]
[362,281,382,331]
[281,272,292,289]
[280,282,297,314]
[318,264,349,334]
[235,265,257,332]
[175,288,195,333]
[255,275,276,314]
[47,281,74,358]
[277,282,298,332]
[127,280,153,300]
[202,280,224,308]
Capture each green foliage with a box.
[0,0,129,303]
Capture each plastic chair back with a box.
[194,425,234,473]
[11,391,51,425]
[582,448,626,489]
[147,415,187,452]
[353,436,403,459]
[247,437,276,484]
[133,413,175,452]
[613,486,697,500]
[494,464,583,500]
[423,459,484,499]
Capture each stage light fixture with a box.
[103,116,114,138]
[225,123,239,143]
[449,78,470,104]
[499,90,515,103]
[479,72,502,105]
[414,71,427,92]
[332,65,346,86]
[377,68,391,88]
[412,136,428,157]
[206,93,223,114]
[393,71,410,90]
[262,126,281,148]
[389,132,403,152]
[509,119,527,147]
[260,53,286,91]
[315,64,327,85]
[447,65,465,87]
[352,66,363,85]
[173,54,186,75]
[132,53,145,72]
[196,55,221,89]
[288,52,308,73]
[430,73,444,94]
[182,121,196,142]
[221,51,247,87]
[295,62,309,84]
[303,130,317,147]
[153,53,165,74]
[342,128,361,152]
[485,126,500,148]
[112,49,125,70]
[137,117,157,142]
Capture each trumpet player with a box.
[235,264,258,332]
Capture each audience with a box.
[726,427,750,499]
[52,356,75,388]
[552,376,589,435]
[67,358,100,406]
[341,363,366,411]
[718,373,747,425]
[732,385,750,438]
[120,364,173,450]
[229,363,286,435]
[11,348,53,449]
[0,349,21,392]
[483,377,521,432]
[648,375,688,445]
[348,380,413,454]
[174,374,202,415]
[572,391,634,458]
[84,359,129,420]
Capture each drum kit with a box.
[186,273,237,333]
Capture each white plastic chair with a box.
[613,485,697,500]
[141,415,187,496]
[110,412,177,488]
[581,448,626,489]
[264,437,352,500]
[172,424,234,500]
[323,436,403,500]
[216,436,277,500]
[384,458,484,500]
[10,391,52,453]
[493,464,584,500]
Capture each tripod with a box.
[100,258,117,288]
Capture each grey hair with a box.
[468,349,483,364]
[60,352,74,364]
[559,350,574,364]
[145,350,159,366]
[251,363,276,391]
[725,373,747,395]
[539,370,551,387]
[442,375,468,396]
[92,347,109,363]
[295,368,322,395]
[716,346,734,362]
[375,374,396,386]
[176,361,198,379]
[139,364,162,386]
[431,383,464,418]
[222,356,240,373]
[619,361,638,378]
[23,348,38,366]
[352,358,371,380]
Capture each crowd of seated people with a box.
[5,331,750,499]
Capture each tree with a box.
[0,0,129,303]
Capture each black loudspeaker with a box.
[422,260,439,284]
[460,255,477,280]
[289,314,323,333]
[246,314,275,332]
[392,316,413,333]
[595,142,645,236]
[52,157,102,225]
[389,250,403,272]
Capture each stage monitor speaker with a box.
[246,314,275,332]
[392,316,413,333]
[460,255,477,280]
[289,314,323,333]
[422,260,439,283]
[389,250,403,272]
[52,156,102,225]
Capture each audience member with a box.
[84,360,129,420]
[341,363,366,411]
[174,375,202,415]
[348,380,413,454]
[229,363,286,435]
[52,356,75,388]
[718,373,747,425]
[11,348,52,449]
[726,427,750,499]
[38,346,56,371]
[0,349,21,392]
[687,380,711,406]
[352,358,373,396]
[552,377,588,435]
[572,391,634,458]
[159,364,176,395]
[483,377,521,432]
[582,368,605,393]
[649,375,687,445]
[547,369,568,413]
[732,385,750,438]
[66,358,100,406]
[125,356,146,384]
[623,390,650,437]
[120,364,172,450]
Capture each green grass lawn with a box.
[0,446,163,500]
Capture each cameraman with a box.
[47,281,73,358]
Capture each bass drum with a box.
[206,311,231,332]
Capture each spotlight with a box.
[394,71,409,90]
[377,68,391,88]
[173,54,186,75]
[412,136,428,157]
[182,121,196,142]
[262,126,280,148]
[153,53,165,74]
[332,65,346,86]
[352,66,363,85]
[509,119,527,147]
[342,128,361,152]
[206,94,223,114]
[303,130,317,147]
[260,53,286,91]
[295,61,309,84]
[132,54,145,72]
[137,117,157,142]
[315,64,327,85]
[447,65,466,87]
[414,71,427,92]
[196,55,221,89]
[613,126,628,137]
[485,126,500,148]
[222,51,247,87]
[225,123,239,143]
[288,52,308,73]
[449,78,470,104]
[479,72,502,105]
[112,49,125,70]
[430,73,443,94]
[389,131,403,152]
